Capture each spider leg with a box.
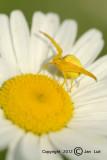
[75,79,80,87]
[61,74,67,86]
[69,79,74,92]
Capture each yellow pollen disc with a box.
[0,74,73,135]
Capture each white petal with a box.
[72,80,107,106]
[76,39,104,66]
[0,58,19,85]
[40,135,62,160]
[69,77,107,135]
[10,10,30,73]
[10,133,40,160]
[0,14,17,67]
[71,29,104,65]
[0,125,22,150]
[50,128,107,160]
[85,55,107,81]
[6,129,24,160]
[68,119,107,136]
[74,97,107,112]
[68,95,107,136]
[9,133,63,160]
[55,20,77,54]
[74,112,107,121]
[30,12,60,73]
[72,56,107,95]
[0,118,13,127]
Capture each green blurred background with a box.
[0,0,107,159]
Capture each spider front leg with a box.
[61,74,67,87]
[75,79,80,87]
[69,79,74,92]
[69,79,80,92]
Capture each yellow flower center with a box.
[0,74,73,135]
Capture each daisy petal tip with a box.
[46,12,60,21]
[32,11,45,18]
[0,14,8,20]
[65,19,78,26]
[91,28,103,38]
[10,10,25,17]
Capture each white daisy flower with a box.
[0,10,107,160]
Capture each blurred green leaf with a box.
[0,150,6,160]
